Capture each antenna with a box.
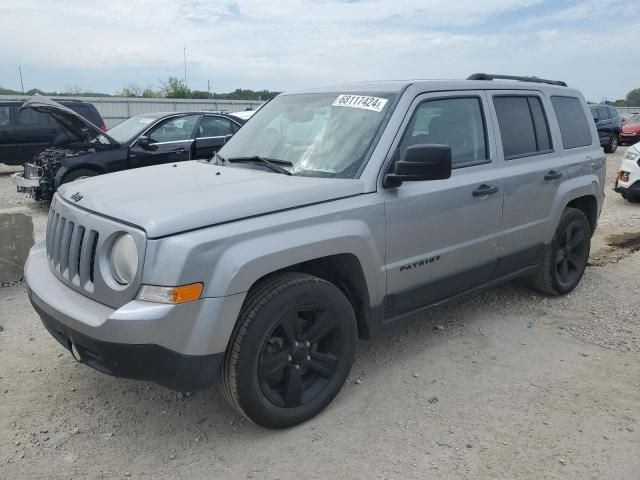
[18,65,25,94]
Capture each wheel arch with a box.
[253,253,373,340]
[546,176,602,243]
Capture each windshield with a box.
[628,114,640,125]
[107,116,158,143]
[218,92,397,178]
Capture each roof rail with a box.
[467,73,567,87]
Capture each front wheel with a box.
[219,272,357,429]
[528,207,591,295]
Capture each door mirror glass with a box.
[384,144,452,188]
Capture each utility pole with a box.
[208,80,211,99]
[18,65,24,94]
[183,47,188,99]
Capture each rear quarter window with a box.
[551,96,592,149]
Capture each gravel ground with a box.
[1,150,639,479]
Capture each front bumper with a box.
[620,134,640,145]
[31,297,223,391]
[25,241,246,390]
[11,171,41,192]
[614,179,640,195]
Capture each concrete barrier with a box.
[0,209,35,284]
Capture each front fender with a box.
[143,198,386,308]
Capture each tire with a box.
[604,132,618,153]
[219,272,357,429]
[621,191,640,203]
[61,168,98,185]
[528,207,591,296]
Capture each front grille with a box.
[46,210,99,292]
[45,195,146,309]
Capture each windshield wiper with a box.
[226,156,293,175]
[211,151,226,165]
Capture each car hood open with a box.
[56,161,366,238]
[21,94,118,146]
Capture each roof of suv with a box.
[286,78,576,95]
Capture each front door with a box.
[383,91,503,319]
[129,114,201,168]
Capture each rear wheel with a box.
[219,272,357,429]
[528,208,591,295]
[604,132,618,153]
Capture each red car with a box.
[620,114,640,145]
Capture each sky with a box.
[0,0,638,101]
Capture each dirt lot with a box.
[1,151,639,479]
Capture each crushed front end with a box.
[13,148,79,201]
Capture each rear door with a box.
[383,91,503,319]
[193,115,238,159]
[128,114,201,168]
[13,107,58,162]
[489,91,558,275]
[597,106,613,144]
[0,104,19,165]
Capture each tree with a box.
[159,77,191,98]
[626,88,640,107]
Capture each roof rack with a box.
[467,73,567,87]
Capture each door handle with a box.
[544,170,563,181]
[472,184,499,197]
[172,148,185,154]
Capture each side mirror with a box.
[136,135,156,150]
[383,144,452,188]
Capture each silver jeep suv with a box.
[25,74,605,428]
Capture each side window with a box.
[17,109,51,126]
[597,106,609,120]
[148,115,200,143]
[609,107,619,119]
[493,96,552,160]
[197,116,233,138]
[551,96,592,149]
[399,97,488,168]
[0,106,11,126]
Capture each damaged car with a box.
[12,95,246,201]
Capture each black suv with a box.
[590,104,622,153]
[0,98,105,165]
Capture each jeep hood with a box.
[21,94,117,146]
[57,161,366,238]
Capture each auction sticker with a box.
[332,95,388,112]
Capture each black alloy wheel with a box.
[219,272,357,429]
[554,219,589,289]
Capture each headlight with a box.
[110,234,138,285]
[623,145,640,162]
